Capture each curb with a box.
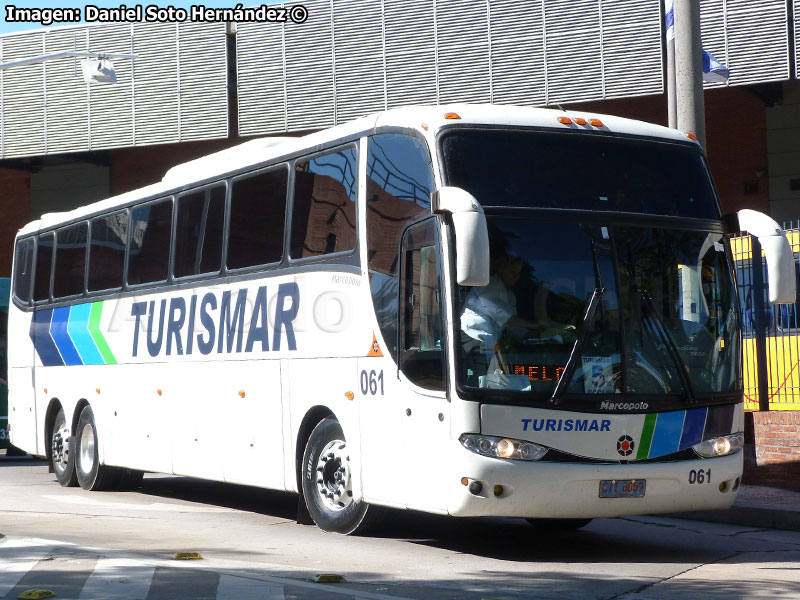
[666,507,800,532]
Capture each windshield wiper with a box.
[639,289,697,404]
[550,287,604,404]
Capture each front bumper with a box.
[447,443,742,518]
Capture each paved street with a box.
[2,453,800,599]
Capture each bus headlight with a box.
[460,434,548,461]
[692,433,744,458]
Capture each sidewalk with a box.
[667,484,800,531]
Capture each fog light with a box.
[468,481,483,495]
[719,481,728,492]
[493,485,504,497]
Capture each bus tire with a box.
[75,405,116,491]
[301,418,379,535]
[51,408,78,487]
[525,518,592,531]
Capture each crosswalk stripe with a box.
[7,546,100,600]
[0,537,418,600]
[78,558,156,599]
[0,539,56,597]
[216,574,285,599]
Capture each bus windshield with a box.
[456,219,739,402]
[442,129,739,405]
[441,129,720,219]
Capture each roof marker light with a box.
[589,118,604,127]
[686,132,698,141]
[557,116,573,125]
[444,112,461,120]
[574,117,587,125]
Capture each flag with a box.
[702,49,729,83]
[664,0,729,83]
[665,0,675,41]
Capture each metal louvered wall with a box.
[237,0,665,135]
[700,0,789,88]
[0,22,228,159]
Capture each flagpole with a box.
[674,0,706,149]
[667,37,677,128]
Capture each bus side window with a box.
[228,167,287,270]
[291,146,357,260]
[89,211,127,292]
[33,233,55,302]
[13,239,34,303]
[53,222,88,299]
[400,219,445,391]
[128,199,173,285]
[175,185,225,278]
[366,133,435,362]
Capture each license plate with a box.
[599,479,646,498]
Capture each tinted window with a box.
[228,167,287,269]
[89,211,127,292]
[13,239,34,303]
[33,234,54,302]
[53,223,88,298]
[175,185,225,278]
[366,134,434,361]
[400,219,444,391]
[442,130,719,219]
[128,199,173,285]
[291,146,357,259]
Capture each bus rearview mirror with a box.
[736,209,797,304]
[432,187,490,286]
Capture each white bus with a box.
[8,105,795,534]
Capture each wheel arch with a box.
[71,398,91,439]
[294,405,335,492]
[43,398,63,461]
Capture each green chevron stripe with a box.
[88,301,117,365]
[637,413,657,460]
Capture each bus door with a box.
[397,218,449,511]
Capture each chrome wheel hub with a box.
[52,423,70,470]
[315,439,353,512]
[79,423,95,475]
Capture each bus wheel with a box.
[525,518,592,531]
[301,418,376,535]
[51,408,78,487]
[75,406,116,491]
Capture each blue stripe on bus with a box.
[30,309,65,366]
[649,410,686,457]
[67,303,104,365]
[50,307,83,366]
[679,407,708,449]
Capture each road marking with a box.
[0,539,56,597]
[78,558,155,599]
[0,536,417,600]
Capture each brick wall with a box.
[0,168,31,277]
[743,411,800,490]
